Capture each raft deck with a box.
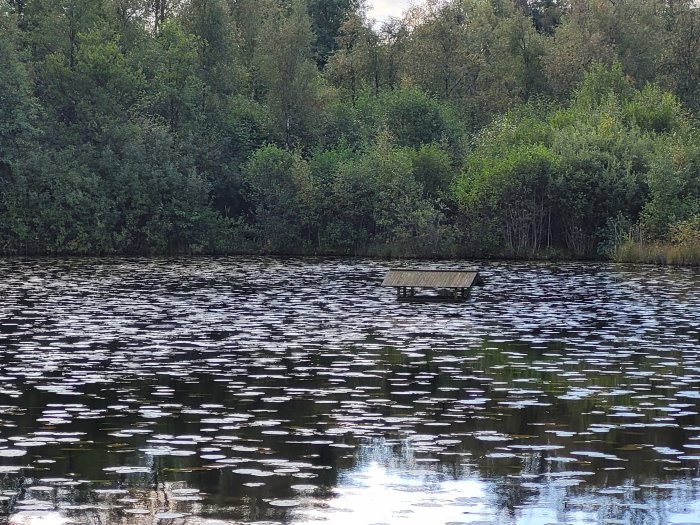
[381,269,483,302]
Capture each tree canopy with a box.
[0,0,698,259]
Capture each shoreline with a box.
[0,250,698,268]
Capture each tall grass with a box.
[613,241,700,266]
[612,216,700,266]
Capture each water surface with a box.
[0,257,699,525]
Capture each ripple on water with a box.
[0,258,698,524]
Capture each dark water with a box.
[0,258,699,525]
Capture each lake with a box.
[0,257,699,525]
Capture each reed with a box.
[613,240,700,266]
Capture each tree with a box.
[180,0,242,99]
[0,6,40,252]
[242,145,315,252]
[7,0,25,15]
[549,65,654,256]
[0,6,38,162]
[457,143,557,256]
[228,0,277,100]
[544,3,614,97]
[256,0,321,148]
[660,1,700,113]
[377,17,408,91]
[401,0,476,101]
[325,12,373,105]
[603,0,665,87]
[516,0,562,35]
[375,88,462,153]
[399,0,547,127]
[152,0,181,32]
[308,0,361,67]
[72,28,145,133]
[314,134,454,256]
[642,133,700,240]
[2,0,700,259]
[23,0,107,68]
[501,12,547,101]
[108,0,151,51]
[410,144,456,200]
[149,20,203,132]
[100,120,218,254]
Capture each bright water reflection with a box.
[0,257,699,524]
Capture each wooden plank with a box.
[381,269,482,289]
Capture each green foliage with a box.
[1,0,700,262]
[380,88,447,148]
[572,61,634,110]
[0,8,38,156]
[550,83,653,256]
[474,99,555,151]
[100,121,221,254]
[319,137,454,256]
[242,145,315,252]
[316,97,365,150]
[308,0,360,67]
[458,143,557,255]
[410,144,456,199]
[641,135,700,240]
[455,63,688,259]
[0,8,40,251]
[324,12,382,103]
[256,0,321,148]
[660,4,700,114]
[180,0,243,100]
[374,88,463,153]
[624,85,686,134]
[671,216,700,247]
[150,20,204,132]
[72,28,145,133]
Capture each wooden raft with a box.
[381,269,484,302]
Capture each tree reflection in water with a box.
[4,438,700,524]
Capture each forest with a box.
[0,0,699,262]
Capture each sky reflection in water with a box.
[0,257,699,525]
